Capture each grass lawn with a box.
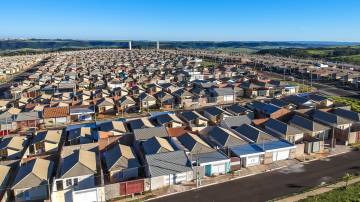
[201,59,219,67]
[331,54,360,65]
[329,96,360,112]
[301,182,360,202]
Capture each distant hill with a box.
[1,39,360,57]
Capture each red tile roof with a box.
[43,107,69,118]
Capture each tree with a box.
[342,173,352,189]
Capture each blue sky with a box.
[1,0,360,41]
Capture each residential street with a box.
[150,151,360,202]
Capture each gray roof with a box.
[16,111,41,121]
[203,107,230,117]
[208,126,247,147]
[209,87,234,96]
[221,115,252,129]
[192,151,229,164]
[264,118,303,136]
[283,95,314,107]
[333,108,360,122]
[177,133,214,154]
[234,124,277,143]
[138,92,156,102]
[60,149,97,178]
[104,144,140,172]
[312,110,352,126]
[225,104,250,115]
[145,150,192,177]
[142,136,174,154]
[133,126,169,141]
[119,96,136,106]
[12,158,53,189]
[179,111,208,122]
[289,115,330,132]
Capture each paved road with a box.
[150,151,360,202]
[261,71,360,98]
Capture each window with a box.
[73,178,78,186]
[56,180,63,191]
[66,179,72,186]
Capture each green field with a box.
[301,182,360,202]
[331,54,360,65]
[329,96,360,112]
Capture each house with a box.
[15,111,41,130]
[11,158,54,202]
[0,100,11,112]
[173,89,195,108]
[208,87,234,104]
[289,115,330,140]
[67,127,95,145]
[283,95,315,109]
[263,118,304,143]
[269,99,296,110]
[311,109,353,144]
[225,104,254,118]
[103,144,141,183]
[142,136,175,155]
[0,165,10,202]
[246,101,290,119]
[152,113,184,128]
[53,144,99,193]
[220,115,252,129]
[0,111,17,136]
[25,130,62,156]
[233,124,296,164]
[133,126,169,142]
[70,107,95,121]
[118,96,136,112]
[43,106,70,126]
[95,98,115,114]
[207,126,248,148]
[138,92,157,109]
[0,136,26,160]
[177,133,230,176]
[307,94,334,107]
[202,106,232,124]
[206,127,264,168]
[154,91,174,109]
[333,108,360,126]
[97,121,128,136]
[240,81,270,98]
[145,150,193,190]
[127,117,155,131]
[178,110,209,131]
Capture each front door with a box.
[205,164,212,176]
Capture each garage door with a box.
[73,188,98,202]
[273,150,289,161]
[246,155,260,167]
[224,95,234,102]
[164,174,174,185]
[212,164,226,174]
[174,173,187,183]
[56,117,67,123]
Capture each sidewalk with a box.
[276,177,360,202]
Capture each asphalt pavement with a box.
[150,151,360,202]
